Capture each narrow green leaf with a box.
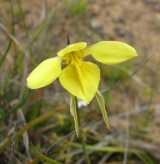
[96,91,110,129]
[70,95,80,137]
[71,143,154,164]
[135,151,155,164]
[0,39,12,69]
[0,108,6,121]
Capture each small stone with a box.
[91,18,101,29]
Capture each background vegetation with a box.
[0,0,160,163]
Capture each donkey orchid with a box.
[27,41,137,102]
[27,41,137,136]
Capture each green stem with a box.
[71,143,154,164]
[80,135,91,164]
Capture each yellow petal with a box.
[27,57,61,89]
[59,61,100,102]
[84,41,137,64]
[57,42,87,57]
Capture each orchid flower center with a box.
[62,51,83,66]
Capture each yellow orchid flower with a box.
[27,41,137,102]
[27,41,137,136]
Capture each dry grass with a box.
[0,0,160,163]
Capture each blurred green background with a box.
[0,0,160,163]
